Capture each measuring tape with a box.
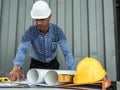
[0,77,9,82]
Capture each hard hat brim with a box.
[30,9,51,19]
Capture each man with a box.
[9,0,76,81]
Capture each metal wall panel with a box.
[103,0,116,81]
[0,0,116,81]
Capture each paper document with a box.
[0,80,30,88]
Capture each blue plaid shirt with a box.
[13,23,76,70]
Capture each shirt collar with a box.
[35,23,52,35]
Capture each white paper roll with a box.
[55,70,75,75]
[44,70,58,86]
[26,69,75,86]
[27,69,50,84]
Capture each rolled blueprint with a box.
[44,70,75,86]
[27,69,50,84]
[44,70,58,86]
[27,69,75,86]
[55,70,75,75]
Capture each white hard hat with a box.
[30,0,51,19]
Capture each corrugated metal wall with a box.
[0,0,117,81]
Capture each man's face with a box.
[34,15,51,33]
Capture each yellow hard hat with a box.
[73,57,106,84]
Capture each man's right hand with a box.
[9,66,25,81]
